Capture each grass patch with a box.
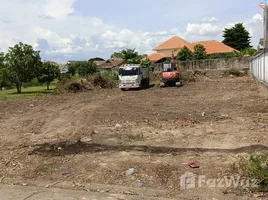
[0,85,56,99]
[239,152,268,192]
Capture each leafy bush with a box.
[101,72,119,80]
[239,152,268,192]
[225,51,243,58]
[23,78,42,87]
[68,61,97,77]
[207,53,222,59]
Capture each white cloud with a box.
[91,17,103,26]
[202,17,218,23]
[0,0,264,61]
[253,14,263,22]
[186,23,222,36]
[41,0,76,19]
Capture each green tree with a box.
[5,42,42,93]
[110,51,124,59]
[121,48,140,62]
[68,61,97,76]
[0,52,10,88]
[111,48,142,63]
[193,44,207,60]
[88,57,105,62]
[176,46,193,61]
[38,61,61,90]
[222,23,252,51]
[141,58,152,68]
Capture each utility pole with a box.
[264,6,268,49]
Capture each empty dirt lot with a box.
[0,75,268,199]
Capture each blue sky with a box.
[0,0,264,62]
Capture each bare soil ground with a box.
[0,75,268,199]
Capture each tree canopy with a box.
[0,52,9,88]
[68,61,97,77]
[110,48,142,64]
[176,46,193,61]
[88,57,105,62]
[110,51,124,59]
[193,44,207,60]
[141,58,152,68]
[5,42,42,93]
[222,23,251,51]
[38,62,60,90]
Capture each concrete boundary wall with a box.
[153,57,251,72]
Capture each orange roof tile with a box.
[153,36,190,51]
[187,40,239,54]
[147,53,165,62]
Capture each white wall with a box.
[251,52,268,87]
[156,49,179,57]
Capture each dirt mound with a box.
[57,74,118,93]
[87,74,117,89]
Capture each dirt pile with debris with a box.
[57,74,118,93]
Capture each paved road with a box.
[0,184,170,200]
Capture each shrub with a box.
[23,78,42,87]
[101,72,119,80]
[239,152,268,192]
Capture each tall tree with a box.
[140,58,152,68]
[110,48,142,63]
[110,52,124,59]
[121,48,139,61]
[38,61,61,90]
[0,52,9,88]
[5,42,42,93]
[193,44,207,60]
[176,46,193,61]
[222,23,251,51]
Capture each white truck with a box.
[119,64,150,90]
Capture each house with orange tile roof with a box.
[148,36,240,63]
[153,36,190,57]
[186,40,239,55]
[145,53,166,64]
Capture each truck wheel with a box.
[175,82,182,87]
[121,88,126,91]
[160,82,165,87]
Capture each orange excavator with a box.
[160,51,182,87]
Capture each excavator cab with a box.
[160,65,182,87]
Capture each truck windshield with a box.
[119,68,139,76]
